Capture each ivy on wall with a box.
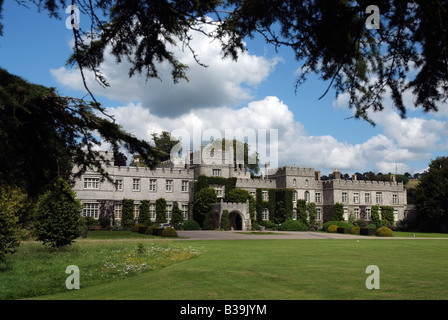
[121,198,134,229]
[255,188,294,224]
[194,175,237,198]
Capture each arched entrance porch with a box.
[213,199,251,231]
[229,210,243,230]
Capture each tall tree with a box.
[296,199,308,226]
[121,199,135,230]
[1,1,446,123]
[0,68,161,198]
[370,205,381,227]
[152,131,181,162]
[0,185,29,262]
[333,202,345,221]
[170,201,184,229]
[307,202,317,227]
[193,187,217,227]
[155,198,167,224]
[113,151,128,167]
[207,138,260,175]
[414,157,448,232]
[138,200,151,226]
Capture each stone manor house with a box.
[73,147,408,231]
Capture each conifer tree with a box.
[33,179,84,248]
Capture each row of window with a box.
[231,189,399,206]
[84,177,190,193]
[341,192,399,205]
[292,179,310,187]
[260,206,398,222]
[261,207,323,221]
[82,202,189,220]
[345,207,398,221]
[84,178,399,205]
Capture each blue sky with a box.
[1,2,447,176]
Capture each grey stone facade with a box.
[73,149,407,229]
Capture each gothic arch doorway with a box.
[229,210,243,230]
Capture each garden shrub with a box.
[327,225,339,233]
[259,220,278,230]
[182,220,200,230]
[322,221,352,231]
[133,223,145,232]
[354,218,367,228]
[145,225,158,235]
[33,178,84,248]
[153,228,164,236]
[220,210,230,230]
[99,216,111,229]
[251,221,260,231]
[162,227,178,237]
[279,220,307,231]
[84,216,97,227]
[138,226,147,234]
[337,227,352,233]
[350,226,361,234]
[376,226,394,237]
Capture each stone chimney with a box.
[352,174,357,181]
[333,169,341,180]
[265,162,270,180]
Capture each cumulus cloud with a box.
[51,21,278,117]
[51,19,446,175]
[97,95,436,174]
[331,86,448,173]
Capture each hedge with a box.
[360,227,377,235]
[138,226,147,234]
[322,221,352,231]
[337,227,352,234]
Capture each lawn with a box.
[5,236,445,300]
[0,236,204,300]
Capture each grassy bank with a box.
[0,238,204,300]
[15,238,448,300]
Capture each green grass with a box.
[394,231,448,238]
[83,230,156,239]
[0,239,204,300]
[5,238,444,300]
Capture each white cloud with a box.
[98,95,437,174]
[51,21,278,117]
[52,19,447,175]
[331,84,448,173]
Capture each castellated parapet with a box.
[112,165,193,179]
[269,165,316,178]
[236,177,277,190]
[321,178,405,192]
